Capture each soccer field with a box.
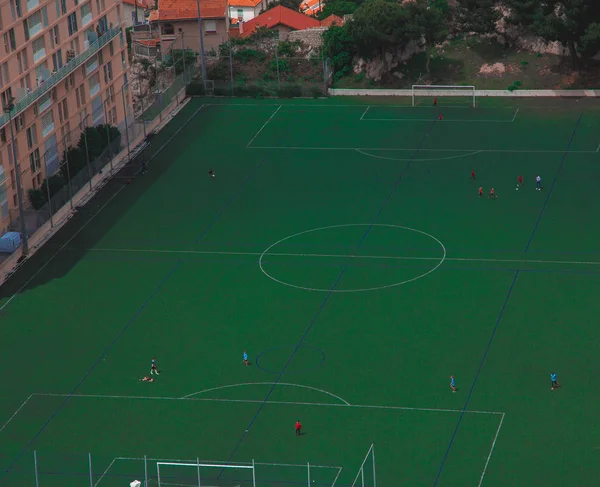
[1,96,600,487]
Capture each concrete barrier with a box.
[328,88,600,97]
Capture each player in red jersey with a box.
[438,114,443,120]
[295,421,302,436]
[478,187,484,197]
[471,170,476,180]
[433,97,437,107]
[489,188,497,199]
[517,175,523,186]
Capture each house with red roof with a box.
[122,0,150,27]
[240,5,322,39]
[139,0,228,55]
[229,0,274,25]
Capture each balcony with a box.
[0,25,122,129]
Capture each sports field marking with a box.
[18,392,504,416]
[511,107,520,122]
[248,145,598,154]
[360,106,370,120]
[361,118,514,123]
[0,102,206,315]
[355,148,482,162]
[84,248,600,267]
[258,224,446,293]
[478,413,505,487]
[205,103,515,110]
[246,105,282,148]
[182,382,351,405]
[94,457,116,487]
[0,394,33,434]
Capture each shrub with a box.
[277,84,302,98]
[234,49,266,63]
[27,189,46,210]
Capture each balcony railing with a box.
[0,25,122,129]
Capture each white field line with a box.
[0,103,206,315]
[117,457,341,469]
[362,118,514,123]
[360,106,370,120]
[355,148,482,162]
[182,381,351,405]
[0,394,33,434]
[331,466,343,487]
[30,392,503,415]
[83,247,600,267]
[477,413,505,487]
[247,146,598,154]
[246,105,282,148]
[511,107,520,122]
[596,141,600,152]
[205,103,517,110]
[94,457,117,487]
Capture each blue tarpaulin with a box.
[0,232,21,253]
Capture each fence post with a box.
[44,170,53,228]
[144,455,148,487]
[197,457,201,487]
[34,450,39,487]
[88,453,93,487]
[307,462,311,487]
[82,119,93,191]
[274,38,281,92]
[103,98,113,173]
[121,83,132,163]
[63,134,74,210]
[229,40,234,96]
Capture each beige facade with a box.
[0,0,131,231]
[157,18,228,55]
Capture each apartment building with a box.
[0,0,131,232]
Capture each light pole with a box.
[102,98,114,172]
[3,99,29,256]
[196,0,208,91]
[121,82,132,162]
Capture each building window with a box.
[29,149,41,172]
[0,127,6,143]
[35,62,48,84]
[81,2,92,26]
[27,0,39,12]
[68,12,78,36]
[17,49,29,74]
[162,23,174,35]
[0,63,9,87]
[38,92,52,113]
[108,40,114,56]
[78,108,87,130]
[98,49,103,65]
[52,25,60,46]
[103,61,113,83]
[237,8,243,18]
[26,10,43,39]
[11,0,23,19]
[89,73,100,97]
[60,0,67,14]
[1,88,13,110]
[26,124,37,148]
[61,98,69,120]
[110,107,117,125]
[106,84,114,103]
[32,36,46,63]
[52,50,63,71]
[85,55,98,74]
[204,20,217,33]
[4,29,17,52]
[42,110,54,137]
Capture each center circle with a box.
[255,345,326,375]
[258,224,446,292]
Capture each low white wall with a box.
[329,88,600,97]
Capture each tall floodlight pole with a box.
[196,0,208,91]
[3,98,29,255]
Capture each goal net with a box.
[351,444,376,487]
[156,461,256,487]
[412,85,476,107]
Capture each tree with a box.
[454,0,500,34]
[404,0,449,77]
[507,0,600,68]
[580,22,600,58]
[347,0,408,58]
[323,24,356,80]
[317,0,361,20]
[27,189,46,210]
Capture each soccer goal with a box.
[412,85,476,107]
[350,444,377,487]
[156,460,256,487]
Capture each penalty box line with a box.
[13,391,505,416]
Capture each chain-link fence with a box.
[6,54,193,255]
[190,33,330,98]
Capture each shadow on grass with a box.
[0,100,208,304]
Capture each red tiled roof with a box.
[123,0,149,8]
[320,14,343,27]
[149,0,226,21]
[241,5,321,37]
[229,0,263,7]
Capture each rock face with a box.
[354,41,423,82]
[288,28,327,51]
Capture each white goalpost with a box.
[156,459,256,487]
[350,444,377,487]
[412,85,476,107]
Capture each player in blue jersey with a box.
[550,372,559,391]
[151,358,159,375]
[450,376,456,393]
[243,351,249,366]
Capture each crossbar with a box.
[157,462,254,469]
[412,85,476,107]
